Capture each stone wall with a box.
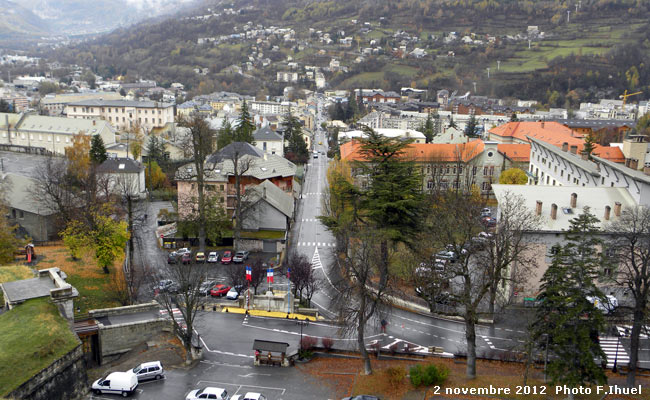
[89,301,159,318]
[8,344,88,400]
[98,319,168,364]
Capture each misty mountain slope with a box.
[0,0,50,38]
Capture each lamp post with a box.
[543,333,549,383]
[297,318,309,350]
[612,335,620,373]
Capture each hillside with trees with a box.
[23,0,650,105]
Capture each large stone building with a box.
[0,112,116,155]
[340,139,530,197]
[40,92,123,116]
[66,99,175,132]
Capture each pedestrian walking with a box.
[380,319,387,333]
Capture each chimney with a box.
[644,166,650,176]
[614,202,621,217]
[604,205,611,221]
[536,200,542,216]
[570,192,577,208]
[570,145,578,154]
[581,152,589,161]
[628,158,639,170]
[562,142,568,152]
[550,203,557,220]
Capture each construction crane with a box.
[620,90,642,106]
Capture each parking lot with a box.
[87,357,335,400]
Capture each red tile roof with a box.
[340,140,485,163]
[489,121,624,163]
[497,144,531,162]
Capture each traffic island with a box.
[220,306,320,321]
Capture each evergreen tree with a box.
[217,117,235,149]
[582,133,597,159]
[283,112,309,164]
[89,134,108,165]
[464,114,479,137]
[0,99,11,113]
[234,101,255,144]
[421,113,435,143]
[345,92,359,122]
[145,135,167,165]
[532,208,608,391]
[334,102,345,121]
[510,112,519,122]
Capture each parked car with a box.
[342,396,379,400]
[226,285,244,300]
[167,251,179,264]
[207,251,219,263]
[233,250,250,263]
[195,252,206,263]
[181,253,192,264]
[221,251,233,264]
[481,216,497,228]
[210,284,231,297]
[155,279,179,293]
[91,371,138,397]
[231,393,267,400]
[176,247,191,255]
[481,208,492,218]
[186,387,230,400]
[198,280,218,296]
[130,361,164,382]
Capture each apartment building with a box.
[66,99,175,132]
[40,92,123,116]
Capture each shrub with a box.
[321,337,334,350]
[384,366,407,386]
[300,335,317,350]
[409,363,449,387]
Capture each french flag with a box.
[245,265,252,281]
[267,268,274,283]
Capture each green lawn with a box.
[340,71,385,87]
[240,230,286,240]
[0,298,79,396]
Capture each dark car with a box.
[481,216,497,228]
[221,251,233,264]
[167,252,179,264]
[210,284,231,297]
[181,253,192,264]
[342,396,380,400]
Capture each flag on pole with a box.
[267,268,274,283]
[287,267,291,279]
[245,265,252,281]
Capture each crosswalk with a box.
[298,242,335,247]
[302,192,323,196]
[600,336,629,369]
[616,325,650,339]
[301,218,320,222]
[311,248,322,270]
[160,308,187,331]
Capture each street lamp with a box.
[612,335,620,373]
[296,318,309,350]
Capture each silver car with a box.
[131,361,164,381]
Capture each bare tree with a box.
[111,173,147,275]
[480,191,541,315]
[334,229,391,375]
[608,206,650,387]
[152,260,210,363]
[30,155,81,229]
[286,253,313,299]
[211,142,256,251]
[176,114,216,251]
[249,258,267,294]
[226,264,247,289]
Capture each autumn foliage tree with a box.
[499,168,528,185]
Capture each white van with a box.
[587,295,618,314]
[92,371,138,397]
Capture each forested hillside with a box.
[28,0,650,105]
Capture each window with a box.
[561,170,564,177]
[446,166,450,174]
[483,166,488,175]
[220,184,224,190]
[73,107,77,112]
[481,182,491,191]
[108,117,111,121]
[139,118,142,123]
[453,167,456,174]
[11,209,15,218]
[427,165,431,173]
[18,210,23,219]
[145,118,148,123]
[459,166,463,174]
[101,108,104,112]
[489,166,494,176]
[263,142,267,150]
[427,180,433,189]
[472,166,477,176]
[159,118,162,124]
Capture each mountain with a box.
[37,0,650,104]
[3,0,199,38]
[0,0,50,39]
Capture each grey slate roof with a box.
[67,99,174,108]
[207,142,265,164]
[253,126,283,142]
[96,158,144,174]
[1,173,57,215]
[246,179,294,218]
[18,114,114,136]
[253,339,289,353]
[552,119,636,129]
[527,136,599,175]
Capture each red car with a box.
[210,284,231,297]
[221,251,233,264]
